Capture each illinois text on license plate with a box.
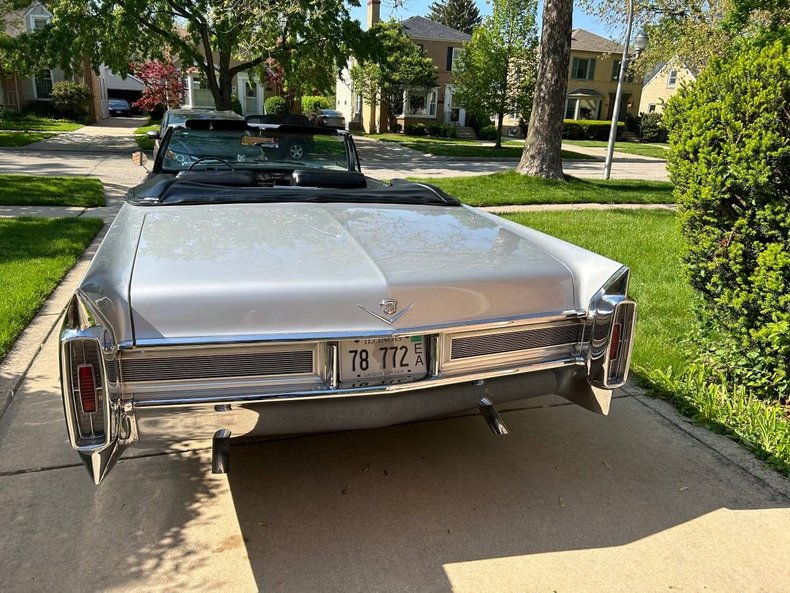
[339,336,427,385]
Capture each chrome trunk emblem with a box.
[357,299,414,325]
[380,298,398,316]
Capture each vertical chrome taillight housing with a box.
[60,295,121,451]
[587,267,637,389]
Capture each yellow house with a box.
[336,1,471,133]
[638,61,697,114]
[499,29,643,135]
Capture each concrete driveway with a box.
[0,247,788,593]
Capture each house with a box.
[639,60,696,114]
[497,29,644,136]
[180,66,271,116]
[336,1,471,133]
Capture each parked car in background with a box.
[61,118,636,485]
[310,108,346,129]
[245,113,315,160]
[146,108,244,158]
[108,99,132,117]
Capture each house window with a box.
[404,88,438,117]
[32,16,49,31]
[667,69,678,87]
[648,103,656,113]
[34,69,53,99]
[571,57,596,80]
[451,47,462,71]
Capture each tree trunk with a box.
[495,112,504,148]
[517,0,573,179]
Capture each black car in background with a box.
[108,99,132,117]
[146,108,245,158]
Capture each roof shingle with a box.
[571,28,623,54]
[401,16,471,42]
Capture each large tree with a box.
[17,0,366,111]
[452,0,538,148]
[517,0,573,179]
[427,0,482,34]
[350,20,437,133]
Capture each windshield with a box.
[109,100,129,107]
[160,127,352,172]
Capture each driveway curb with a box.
[0,224,108,421]
[634,394,790,500]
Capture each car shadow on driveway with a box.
[226,396,789,593]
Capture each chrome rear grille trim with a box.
[450,324,581,360]
[122,350,314,382]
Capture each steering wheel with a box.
[187,157,236,171]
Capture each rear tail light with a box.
[66,340,106,444]
[77,364,97,413]
[606,302,636,387]
[608,323,622,360]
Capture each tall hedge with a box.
[663,32,790,401]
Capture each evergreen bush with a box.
[301,96,334,114]
[663,32,790,402]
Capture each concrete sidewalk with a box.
[21,116,145,154]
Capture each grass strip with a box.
[0,131,57,147]
[0,116,83,132]
[134,120,160,151]
[411,171,674,206]
[372,134,594,160]
[564,139,669,160]
[0,174,105,208]
[0,217,104,359]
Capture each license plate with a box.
[339,336,427,385]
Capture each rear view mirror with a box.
[146,130,160,140]
[131,151,148,167]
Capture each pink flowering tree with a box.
[132,60,184,113]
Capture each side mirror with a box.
[131,151,149,167]
[146,130,160,140]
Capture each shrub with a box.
[440,123,457,138]
[391,122,403,133]
[24,100,58,117]
[264,96,289,115]
[404,122,427,136]
[663,32,790,402]
[301,95,333,114]
[639,112,664,142]
[230,94,243,116]
[479,125,497,141]
[426,122,442,136]
[562,119,623,140]
[50,81,91,119]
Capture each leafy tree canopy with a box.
[427,0,482,34]
[578,0,790,77]
[8,0,369,110]
[452,0,538,147]
[350,20,437,132]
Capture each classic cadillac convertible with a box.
[60,120,636,484]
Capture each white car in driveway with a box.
[60,120,636,484]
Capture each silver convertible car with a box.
[60,120,636,484]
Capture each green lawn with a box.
[134,120,160,151]
[372,134,594,160]
[0,217,104,359]
[0,131,57,147]
[564,139,670,160]
[507,209,692,372]
[0,174,105,207]
[410,171,675,206]
[0,116,84,132]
